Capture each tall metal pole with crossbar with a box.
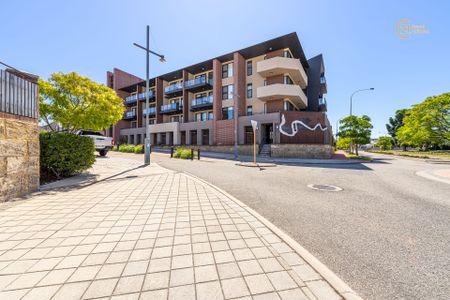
[133,26,166,165]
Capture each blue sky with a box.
[2,0,449,137]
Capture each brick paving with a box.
[0,158,342,299]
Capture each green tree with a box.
[338,115,373,155]
[336,137,351,150]
[397,93,450,149]
[39,72,124,133]
[375,136,394,151]
[386,109,407,148]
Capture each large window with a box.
[222,84,234,100]
[222,62,233,78]
[222,107,234,120]
[284,75,294,85]
[246,83,253,98]
[247,61,253,76]
[283,50,293,58]
[195,111,213,122]
[246,106,253,116]
[284,100,296,111]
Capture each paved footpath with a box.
[0,156,359,300]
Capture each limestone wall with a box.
[0,115,39,202]
[270,144,333,159]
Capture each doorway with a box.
[263,124,273,144]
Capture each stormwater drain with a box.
[307,184,343,192]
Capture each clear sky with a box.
[2,0,449,137]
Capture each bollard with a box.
[190,149,194,161]
[170,147,174,158]
[198,149,201,160]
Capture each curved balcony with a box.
[190,95,213,111]
[184,77,213,93]
[257,56,308,89]
[257,84,307,108]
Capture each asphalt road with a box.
[149,151,450,300]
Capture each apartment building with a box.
[106,32,333,158]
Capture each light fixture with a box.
[159,56,166,63]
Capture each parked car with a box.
[77,130,113,156]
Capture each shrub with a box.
[336,137,351,150]
[133,144,144,154]
[40,132,95,182]
[117,144,144,154]
[375,136,394,151]
[173,148,194,159]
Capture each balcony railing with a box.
[191,95,213,111]
[125,94,138,105]
[142,107,156,116]
[164,82,183,94]
[160,102,183,114]
[123,111,136,120]
[320,76,326,85]
[137,90,155,101]
[184,77,213,92]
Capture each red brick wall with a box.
[156,78,163,124]
[233,52,246,117]
[279,111,328,144]
[215,120,235,145]
[112,68,143,90]
[182,70,189,122]
[212,59,223,144]
[266,74,283,85]
[266,100,284,113]
[265,49,284,59]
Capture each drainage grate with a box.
[307,184,343,192]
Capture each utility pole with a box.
[133,26,166,165]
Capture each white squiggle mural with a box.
[279,114,328,137]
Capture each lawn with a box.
[343,152,372,161]
[368,150,450,159]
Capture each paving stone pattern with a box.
[0,161,341,299]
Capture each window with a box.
[246,83,253,98]
[195,111,213,121]
[263,80,267,86]
[131,121,137,128]
[222,85,234,100]
[222,107,234,120]
[283,50,292,58]
[222,62,233,78]
[171,115,183,123]
[246,61,252,76]
[284,75,294,85]
[246,106,253,116]
[284,100,295,111]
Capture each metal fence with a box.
[0,69,38,118]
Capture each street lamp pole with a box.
[350,88,374,116]
[133,26,166,165]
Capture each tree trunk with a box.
[355,145,359,156]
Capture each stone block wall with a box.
[270,144,333,159]
[0,115,39,202]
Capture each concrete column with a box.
[173,130,181,145]
[186,131,191,145]
[197,129,202,146]
[156,133,162,145]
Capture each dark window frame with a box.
[246,105,253,116]
[246,83,253,98]
[246,61,253,76]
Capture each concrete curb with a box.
[181,169,363,300]
[416,170,450,185]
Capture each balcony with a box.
[190,95,213,111]
[137,90,155,102]
[184,77,213,93]
[160,103,183,115]
[142,107,156,116]
[125,94,138,106]
[319,97,327,112]
[257,56,308,89]
[164,82,183,97]
[123,111,137,120]
[257,84,307,108]
[320,75,327,94]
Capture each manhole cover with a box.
[307,184,343,192]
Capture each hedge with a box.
[117,144,144,154]
[40,132,96,182]
[173,148,194,159]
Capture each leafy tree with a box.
[39,72,124,133]
[386,109,407,147]
[397,93,450,149]
[336,137,351,150]
[375,136,394,151]
[338,115,373,155]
